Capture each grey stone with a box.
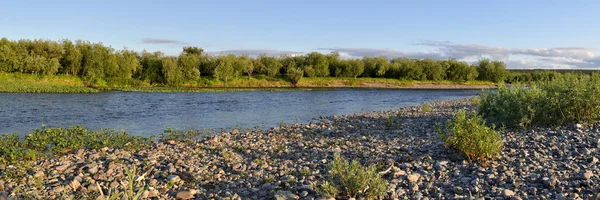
[274,190,299,200]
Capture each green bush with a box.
[480,74,600,127]
[319,153,388,199]
[437,109,503,163]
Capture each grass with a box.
[0,72,495,93]
[479,73,600,128]
[318,153,388,200]
[0,125,151,165]
[0,72,98,93]
[437,109,503,164]
[97,165,147,200]
[159,128,209,142]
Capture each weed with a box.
[298,168,312,177]
[97,165,147,200]
[159,128,207,142]
[421,103,432,112]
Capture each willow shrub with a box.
[437,109,503,164]
[480,73,600,128]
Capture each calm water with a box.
[0,89,481,136]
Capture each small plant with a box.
[97,165,147,200]
[274,144,286,152]
[437,109,503,164]
[470,96,481,106]
[318,153,388,199]
[159,128,207,142]
[421,103,432,112]
[298,168,312,177]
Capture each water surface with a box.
[0,89,481,136]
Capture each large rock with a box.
[176,191,194,199]
[503,189,515,198]
[274,190,299,200]
[407,174,421,183]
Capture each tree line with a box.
[0,38,513,86]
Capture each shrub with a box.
[437,109,503,164]
[479,74,600,128]
[318,153,388,199]
[287,67,304,87]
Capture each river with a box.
[0,89,482,136]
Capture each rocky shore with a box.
[1,98,599,199]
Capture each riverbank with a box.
[1,98,598,199]
[0,73,495,93]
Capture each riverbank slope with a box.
[0,72,495,93]
[1,98,598,199]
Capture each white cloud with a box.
[202,41,600,69]
[208,49,304,57]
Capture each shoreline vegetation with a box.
[0,72,496,93]
[3,37,593,93]
[2,75,600,199]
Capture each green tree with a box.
[140,51,165,84]
[306,52,329,77]
[60,40,83,76]
[178,53,201,81]
[214,54,238,82]
[236,55,254,80]
[476,59,507,83]
[162,57,182,85]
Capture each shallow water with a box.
[0,89,481,136]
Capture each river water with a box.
[0,89,482,136]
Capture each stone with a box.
[233,163,242,170]
[584,171,593,180]
[87,165,99,174]
[410,183,419,192]
[407,174,421,183]
[55,165,69,172]
[70,179,81,190]
[34,171,45,178]
[503,189,515,198]
[274,190,299,200]
[176,191,194,199]
[167,175,181,183]
[542,177,557,188]
[300,190,309,197]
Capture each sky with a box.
[1,0,599,69]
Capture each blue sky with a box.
[1,0,599,68]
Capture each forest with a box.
[0,37,569,87]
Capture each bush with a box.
[319,153,388,199]
[437,109,503,163]
[479,74,600,128]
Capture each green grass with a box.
[0,73,495,93]
[0,72,98,93]
[0,125,151,165]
